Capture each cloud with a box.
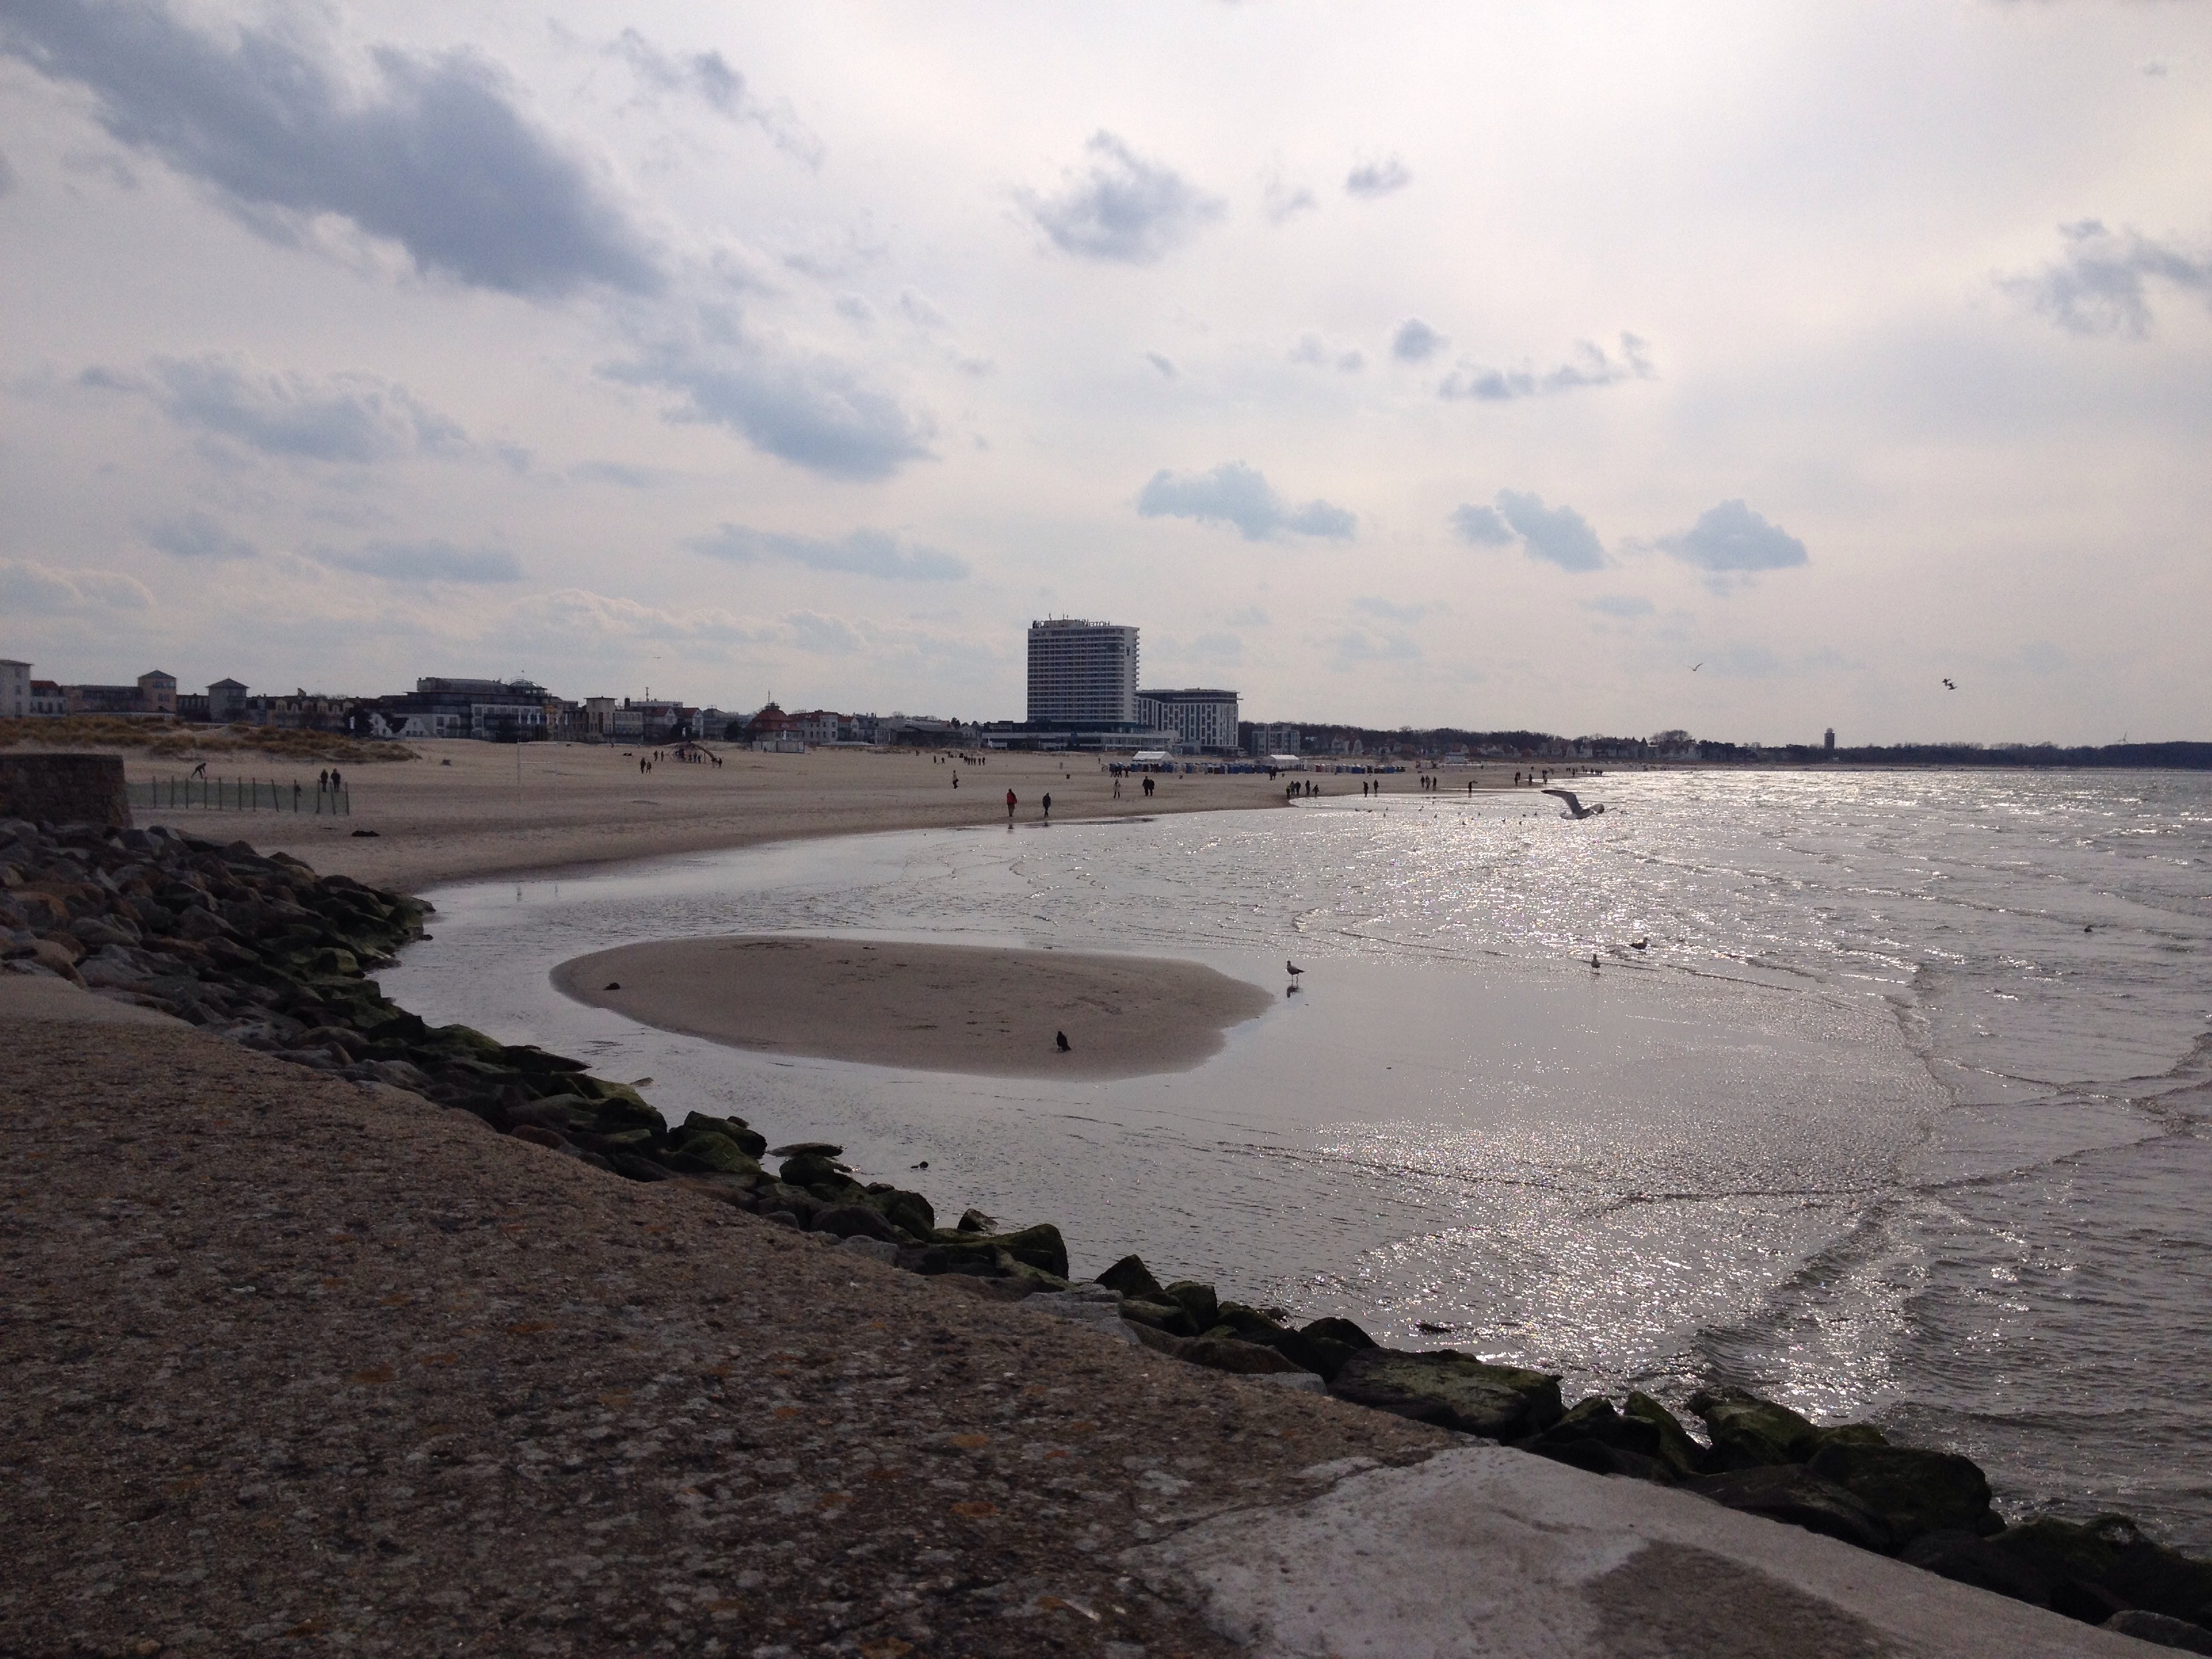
[1290,334,1364,372]
[319,540,522,582]
[1448,503,1516,546]
[1345,156,1411,199]
[1261,164,1317,225]
[1439,334,1655,400]
[1495,489,1607,571]
[1353,595,1441,623]
[1656,499,1809,573]
[88,353,469,462]
[1019,131,1225,264]
[1144,351,1179,378]
[0,557,153,612]
[604,309,933,480]
[1330,627,1420,663]
[1136,462,1356,541]
[2002,220,2212,337]
[498,586,773,650]
[689,525,968,581]
[1392,318,1447,363]
[0,0,660,296]
[1580,594,1654,618]
[147,509,256,560]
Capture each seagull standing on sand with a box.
[1542,788,1606,820]
[1056,1030,1071,1052]
[1286,960,1304,978]
[1630,937,1648,951]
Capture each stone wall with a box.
[0,754,132,829]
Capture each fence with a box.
[128,776,350,815]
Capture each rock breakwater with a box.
[7,812,2211,1651]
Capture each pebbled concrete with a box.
[1130,1444,2157,1658]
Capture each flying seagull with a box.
[1543,788,1606,820]
[1691,662,1703,672]
[1286,960,1304,976]
[1056,1030,1071,1052]
[1943,678,1957,690]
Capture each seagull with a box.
[1630,937,1648,950]
[1690,662,1703,672]
[1055,1030,1071,1052]
[1543,788,1606,820]
[1943,678,1957,690]
[1286,960,1305,977]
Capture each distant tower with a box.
[1027,619,1138,723]
[1823,728,1836,753]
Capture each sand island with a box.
[554,934,1275,1079]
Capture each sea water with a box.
[381,768,2212,1543]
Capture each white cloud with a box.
[0,557,153,613]
[1439,335,1655,400]
[689,526,969,581]
[1019,132,1226,264]
[318,540,522,583]
[1391,318,1448,363]
[147,509,257,560]
[87,355,469,464]
[1494,490,1607,572]
[2003,220,2212,337]
[1656,500,1809,574]
[1345,156,1411,199]
[1136,462,1356,540]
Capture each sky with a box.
[1,0,2208,745]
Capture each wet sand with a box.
[554,935,1276,1079]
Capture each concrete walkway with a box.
[1132,1444,2152,1658]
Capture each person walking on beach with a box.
[1006,788,1017,820]
[952,773,958,788]
[1042,792,1052,820]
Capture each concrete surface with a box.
[1130,1444,2158,1658]
[0,971,187,1026]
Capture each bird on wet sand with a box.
[1543,787,1606,820]
[1286,959,1304,977]
[1630,937,1648,950]
[1055,1030,1071,1052]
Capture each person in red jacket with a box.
[1005,788,1017,821]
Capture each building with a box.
[0,660,27,720]
[1027,619,1138,724]
[1135,688,1239,754]
[28,680,64,717]
[1824,728,1837,754]
[208,679,248,723]
[137,669,177,714]
[65,684,145,715]
[1244,723,1301,757]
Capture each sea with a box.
[380,768,2212,1545]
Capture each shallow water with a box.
[383,768,2212,1543]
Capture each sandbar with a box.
[553,934,1275,1079]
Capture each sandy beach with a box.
[555,935,1276,1079]
[76,736,1537,893]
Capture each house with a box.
[137,669,177,714]
[28,680,65,717]
[208,679,248,723]
[0,659,28,720]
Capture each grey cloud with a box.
[1145,352,1179,378]
[605,312,933,480]
[1448,503,1515,546]
[1345,156,1411,199]
[1332,627,1419,663]
[1137,462,1355,541]
[1290,334,1363,372]
[834,293,877,330]
[898,289,948,330]
[567,461,664,488]
[1439,334,1655,400]
[1353,595,1441,622]
[1020,132,1225,264]
[610,28,744,116]
[147,509,256,560]
[1262,165,1317,225]
[1657,499,1808,573]
[1581,594,1655,618]
[319,540,522,582]
[0,0,659,296]
[2004,220,2212,337]
[91,354,467,462]
[689,525,968,582]
[1392,318,1447,363]
[1495,489,1607,571]
[0,557,153,611]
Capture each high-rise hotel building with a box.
[1026,619,1138,724]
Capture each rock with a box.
[1119,1298,1201,1339]
[919,1222,1068,1279]
[603,1152,672,1183]
[813,1204,904,1244]
[509,1124,566,1150]
[1992,1514,2212,1626]
[1805,1439,1997,1543]
[1096,1253,1166,1301]
[1161,1281,1220,1332]
[1329,1349,1565,1439]
[1026,1292,1139,1346]
[838,1236,900,1265]
[1300,1316,1378,1352]
[1683,1465,1893,1555]
[776,1151,848,1188]
[1256,1325,1359,1382]
[1211,1301,1290,1342]
[762,1210,800,1229]
[956,1208,997,1234]
[2103,1610,2212,1653]
[1623,1392,1709,1479]
[1899,1531,2054,1610]
[861,1185,934,1239]
[684,1110,768,1158]
[1181,1337,1306,1377]
[771,1141,843,1159]
[1689,1386,1824,1469]
[665,1131,762,1177]
[1251,1371,1328,1394]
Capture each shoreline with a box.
[553,935,1276,1079]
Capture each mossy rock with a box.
[1806,1441,1994,1543]
[1992,1515,2212,1624]
[779,1152,848,1189]
[1119,1298,1200,1339]
[1624,1392,1709,1479]
[1301,1316,1377,1352]
[684,1110,766,1158]
[1330,1349,1564,1439]
[1684,1465,1893,1554]
[1096,1253,1166,1301]
[1690,1387,1823,1469]
[664,1131,762,1177]
[862,1187,935,1239]
[1181,1338,1304,1377]
[1162,1281,1219,1332]
[1212,1301,1288,1343]
[919,1222,1068,1279]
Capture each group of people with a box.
[316,768,345,793]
